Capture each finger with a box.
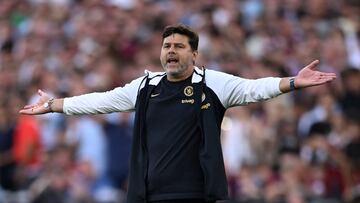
[19,108,37,115]
[23,104,38,109]
[319,73,337,79]
[317,71,337,76]
[313,76,336,85]
[19,107,44,115]
[316,76,336,83]
[19,110,40,115]
[38,89,44,96]
[305,60,320,70]
[321,73,337,77]
[322,77,336,82]
[19,109,30,114]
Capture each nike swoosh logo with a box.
[151,93,160,97]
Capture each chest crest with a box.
[183,86,194,97]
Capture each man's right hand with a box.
[19,89,56,115]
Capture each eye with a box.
[163,44,170,48]
[175,44,185,48]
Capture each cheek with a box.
[187,54,195,63]
[160,52,166,61]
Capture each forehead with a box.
[163,33,190,45]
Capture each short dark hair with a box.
[162,24,199,51]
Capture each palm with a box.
[19,90,51,115]
[295,60,336,88]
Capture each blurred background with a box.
[0,0,359,203]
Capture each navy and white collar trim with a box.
[144,66,204,86]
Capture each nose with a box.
[168,45,176,53]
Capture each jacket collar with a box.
[144,66,204,86]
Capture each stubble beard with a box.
[163,62,190,79]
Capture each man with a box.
[20,24,336,203]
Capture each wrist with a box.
[289,77,297,91]
[43,98,55,112]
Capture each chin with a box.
[166,68,183,77]
[165,65,180,73]
[166,70,181,77]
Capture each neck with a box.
[166,66,194,82]
[166,71,193,82]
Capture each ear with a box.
[192,50,198,65]
[193,50,198,58]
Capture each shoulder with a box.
[128,70,165,90]
[203,68,237,89]
[145,70,166,86]
[192,66,234,83]
[205,68,235,80]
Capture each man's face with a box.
[160,33,197,81]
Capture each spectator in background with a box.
[300,122,346,201]
[344,116,360,202]
[103,113,133,191]
[0,104,17,191]
[94,113,133,203]
[29,145,72,203]
[338,68,360,122]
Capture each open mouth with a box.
[167,58,179,64]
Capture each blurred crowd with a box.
[0,0,359,203]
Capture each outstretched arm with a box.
[279,60,336,93]
[19,90,64,115]
[19,75,145,115]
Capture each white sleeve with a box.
[205,70,282,108]
[63,76,145,115]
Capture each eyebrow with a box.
[163,42,186,46]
